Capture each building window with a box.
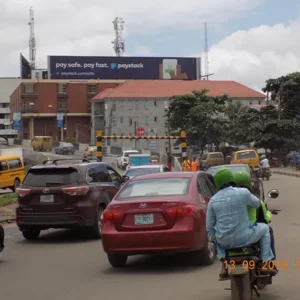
[128,100,133,110]
[24,84,34,94]
[129,118,133,126]
[154,117,158,122]
[0,114,5,119]
[154,100,157,106]
[58,99,67,109]
[135,101,140,110]
[112,103,116,110]
[24,101,33,109]
[144,100,148,110]
[112,118,117,127]
[145,117,149,126]
[120,117,123,123]
[120,101,124,108]
[258,100,261,105]
[88,85,96,93]
[58,84,67,93]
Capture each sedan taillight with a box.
[165,205,194,217]
[62,186,89,196]
[102,208,123,220]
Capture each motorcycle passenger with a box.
[234,171,276,259]
[206,167,274,278]
[260,154,270,169]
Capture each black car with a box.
[0,224,4,252]
[207,164,265,200]
[15,158,126,240]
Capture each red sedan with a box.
[101,171,217,267]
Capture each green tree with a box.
[166,89,228,150]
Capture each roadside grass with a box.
[0,193,17,207]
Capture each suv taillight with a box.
[102,208,123,220]
[165,204,194,217]
[15,188,30,197]
[62,186,89,196]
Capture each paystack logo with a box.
[110,63,117,69]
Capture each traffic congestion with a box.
[0,143,298,300]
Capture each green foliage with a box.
[166,89,228,148]
[65,137,77,144]
[0,193,17,207]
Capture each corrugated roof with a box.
[91,80,265,101]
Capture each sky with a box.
[1,0,300,91]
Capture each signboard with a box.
[12,111,22,131]
[147,140,157,151]
[136,127,145,137]
[48,56,201,80]
[56,112,64,128]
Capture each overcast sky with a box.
[1,0,300,91]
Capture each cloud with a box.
[202,19,300,91]
[0,0,265,76]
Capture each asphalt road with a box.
[0,171,299,299]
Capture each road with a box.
[0,170,299,299]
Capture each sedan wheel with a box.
[107,254,128,268]
[193,240,216,266]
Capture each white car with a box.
[117,150,139,170]
[123,164,170,179]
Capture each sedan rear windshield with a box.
[237,151,256,160]
[125,167,161,177]
[117,178,190,199]
[209,153,223,159]
[23,168,79,187]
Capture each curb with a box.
[0,217,16,224]
[271,170,300,178]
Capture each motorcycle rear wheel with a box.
[230,272,253,300]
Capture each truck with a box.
[128,154,151,167]
[0,148,24,162]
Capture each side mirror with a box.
[267,189,279,199]
[121,175,130,183]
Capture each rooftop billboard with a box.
[48,56,201,80]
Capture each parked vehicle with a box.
[0,224,4,253]
[101,171,217,267]
[117,150,139,170]
[15,158,125,240]
[32,136,53,152]
[207,164,265,200]
[199,152,224,171]
[54,142,75,155]
[0,155,25,191]
[123,164,170,179]
[222,189,279,299]
[231,149,260,168]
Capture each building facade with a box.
[10,79,125,142]
[91,80,266,153]
[0,78,21,137]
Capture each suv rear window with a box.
[124,151,139,157]
[24,168,79,187]
[237,151,256,160]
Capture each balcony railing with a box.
[21,107,38,113]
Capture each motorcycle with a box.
[261,167,271,180]
[219,189,280,300]
[0,224,4,253]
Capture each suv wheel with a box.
[107,254,128,267]
[91,206,105,239]
[22,229,41,240]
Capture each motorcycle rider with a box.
[260,154,270,169]
[233,171,276,259]
[206,167,274,278]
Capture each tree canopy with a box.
[167,84,300,154]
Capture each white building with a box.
[0,78,21,137]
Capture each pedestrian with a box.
[182,157,191,171]
[191,157,198,172]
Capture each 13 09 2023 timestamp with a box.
[224,259,300,271]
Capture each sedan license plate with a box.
[134,214,154,225]
[40,195,54,203]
